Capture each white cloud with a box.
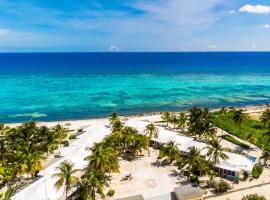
[251,43,256,49]
[110,44,121,51]
[229,10,236,14]
[239,4,270,14]
[263,24,270,29]
[208,44,217,49]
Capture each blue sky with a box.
[0,0,270,51]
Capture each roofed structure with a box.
[174,186,203,200]
[117,194,145,200]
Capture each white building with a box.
[126,119,256,180]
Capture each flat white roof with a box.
[126,119,256,173]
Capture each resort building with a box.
[126,119,257,180]
[117,185,204,200]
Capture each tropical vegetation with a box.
[0,122,70,189]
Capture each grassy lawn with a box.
[211,111,269,151]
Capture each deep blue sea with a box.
[0,52,270,123]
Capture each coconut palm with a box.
[179,146,208,178]
[16,121,39,145]
[40,126,58,155]
[52,124,68,154]
[202,123,217,140]
[112,119,124,151]
[78,169,108,200]
[109,112,118,125]
[170,113,178,129]
[233,109,246,126]
[219,106,227,115]
[260,109,270,128]
[18,144,43,178]
[85,143,119,174]
[177,112,187,133]
[145,123,159,156]
[188,107,205,140]
[158,141,180,164]
[53,161,79,199]
[206,139,228,166]
[161,112,171,127]
[259,150,270,166]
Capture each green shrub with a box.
[222,135,250,149]
[215,180,231,193]
[107,189,115,196]
[242,194,266,200]
[69,134,77,140]
[252,164,263,179]
[61,140,69,147]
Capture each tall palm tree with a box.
[17,121,39,145]
[233,109,246,126]
[259,150,270,166]
[188,107,205,140]
[18,144,43,178]
[219,106,227,115]
[202,123,217,140]
[52,124,68,154]
[40,126,58,155]
[79,169,108,200]
[158,141,180,164]
[109,112,118,125]
[179,146,207,179]
[85,143,119,175]
[112,119,124,151]
[177,112,187,133]
[206,139,228,166]
[145,123,159,156]
[170,113,178,129]
[161,112,171,127]
[53,161,79,199]
[260,109,270,128]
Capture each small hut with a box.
[174,186,204,200]
[117,194,144,200]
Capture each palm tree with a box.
[52,124,68,154]
[53,161,79,199]
[40,126,58,155]
[260,109,270,128]
[188,107,205,140]
[109,112,118,125]
[145,123,159,156]
[170,113,178,129]
[78,169,108,200]
[179,146,207,179]
[158,141,180,164]
[161,112,171,127]
[202,123,217,140]
[18,144,43,178]
[85,143,119,175]
[233,109,246,126]
[177,112,187,133]
[206,139,228,166]
[259,150,270,166]
[112,119,124,151]
[219,106,227,115]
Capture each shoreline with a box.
[5,103,268,129]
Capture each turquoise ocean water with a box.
[0,52,270,123]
